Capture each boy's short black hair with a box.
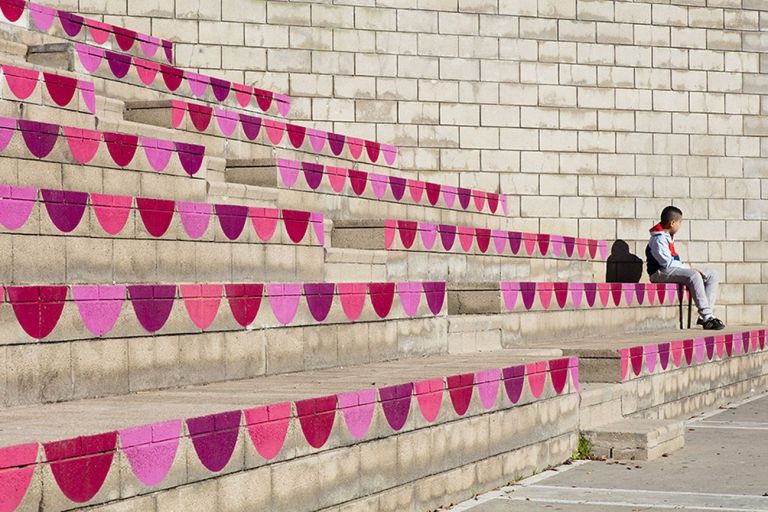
[660,206,683,228]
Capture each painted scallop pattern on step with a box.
[0,0,175,63]
[0,116,204,175]
[170,101,398,166]
[620,329,767,381]
[73,44,290,116]
[387,222,608,261]
[0,184,324,246]
[0,356,578,511]
[274,158,509,217]
[0,64,96,113]
[500,282,684,311]
[0,281,446,340]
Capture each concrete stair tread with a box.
[552,324,767,357]
[0,349,553,447]
[583,418,686,460]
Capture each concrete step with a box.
[224,157,515,229]
[26,42,290,119]
[0,280,447,406]
[0,115,210,202]
[583,419,685,460]
[0,351,579,512]
[125,100,400,172]
[324,247,388,282]
[448,281,684,315]
[447,307,678,354]
[0,2,175,66]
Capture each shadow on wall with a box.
[606,240,644,283]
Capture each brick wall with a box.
[69,0,768,323]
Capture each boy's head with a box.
[660,206,683,235]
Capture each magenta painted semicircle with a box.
[548,358,570,395]
[296,395,337,449]
[379,383,413,431]
[0,442,38,512]
[71,285,125,337]
[338,389,376,440]
[244,402,291,461]
[7,285,68,340]
[120,420,182,487]
[43,431,117,503]
[447,373,474,416]
[368,282,395,319]
[225,283,263,327]
[186,410,241,473]
[282,209,311,243]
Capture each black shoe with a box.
[701,317,725,330]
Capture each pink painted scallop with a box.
[408,180,425,203]
[307,128,326,153]
[458,226,474,252]
[30,3,56,31]
[120,420,181,487]
[338,389,376,440]
[71,285,125,337]
[63,126,100,164]
[177,201,212,240]
[522,232,536,256]
[370,173,388,199]
[337,283,366,321]
[620,348,629,381]
[492,230,507,255]
[0,442,38,512]
[135,59,159,86]
[570,283,583,309]
[501,282,519,311]
[0,185,36,231]
[244,402,291,461]
[442,185,457,209]
[526,361,547,399]
[250,207,279,242]
[475,368,501,410]
[267,283,302,325]
[414,378,443,423]
[140,137,174,172]
[420,222,438,250]
[180,284,222,330]
[3,65,38,100]
[397,281,422,318]
[75,44,103,74]
[311,212,325,246]
[644,344,658,374]
[381,144,398,165]
[263,119,285,145]
[346,137,364,160]
[326,166,346,193]
[214,108,238,137]
[384,219,396,249]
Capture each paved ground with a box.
[452,393,768,512]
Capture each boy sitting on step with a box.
[646,206,725,331]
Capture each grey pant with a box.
[650,266,719,319]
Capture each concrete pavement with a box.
[451,393,768,512]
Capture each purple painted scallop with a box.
[41,188,88,233]
[520,282,537,311]
[423,282,446,315]
[19,119,59,159]
[379,383,413,431]
[502,365,525,404]
[128,285,176,333]
[215,203,248,241]
[303,282,335,322]
[302,161,324,191]
[186,410,241,473]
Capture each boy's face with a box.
[669,217,683,235]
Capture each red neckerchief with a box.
[650,223,678,257]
